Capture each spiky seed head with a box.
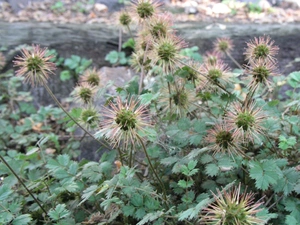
[147,12,173,39]
[80,68,101,87]
[131,0,160,21]
[73,83,96,105]
[80,107,100,129]
[213,37,234,56]
[205,122,243,157]
[201,183,266,225]
[236,111,255,131]
[119,11,132,26]
[225,101,266,143]
[245,58,278,92]
[200,61,231,88]
[115,109,137,131]
[244,36,279,63]
[204,51,222,66]
[158,81,198,117]
[97,97,150,149]
[13,45,56,86]
[150,34,186,74]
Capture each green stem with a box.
[136,134,167,201]
[0,154,48,215]
[41,80,111,150]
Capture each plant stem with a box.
[226,52,243,70]
[179,60,243,104]
[136,134,167,201]
[0,154,48,215]
[138,43,149,94]
[41,80,111,150]
[118,28,122,53]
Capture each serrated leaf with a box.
[139,93,159,105]
[287,71,300,88]
[60,70,71,81]
[186,147,209,159]
[178,117,191,131]
[0,184,13,201]
[122,205,135,217]
[178,180,194,188]
[274,168,300,196]
[205,163,219,177]
[137,211,164,225]
[12,214,32,225]
[57,154,70,167]
[285,215,298,225]
[79,185,98,205]
[200,154,214,164]
[194,120,206,134]
[135,208,146,219]
[178,198,210,221]
[48,204,70,221]
[131,194,143,207]
[249,160,283,191]
[189,134,202,145]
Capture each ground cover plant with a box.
[0,0,300,224]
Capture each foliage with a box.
[1,2,300,225]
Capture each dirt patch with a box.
[1,0,300,24]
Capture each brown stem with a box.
[136,134,167,201]
[0,154,48,216]
[41,80,111,150]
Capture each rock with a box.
[212,3,231,14]
[259,0,272,10]
[94,3,108,12]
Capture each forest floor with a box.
[0,0,300,25]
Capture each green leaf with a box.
[0,184,13,201]
[187,160,197,170]
[57,154,70,167]
[181,190,195,203]
[137,211,164,225]
[273,168,300,196]
[135,208,146,219]
[178,198,210,221]
[285,215,298,225]
[194,120,206,134]
[205,163,219,177]
[249,160,283,191]
[279,135,297,150]
[122,38,135,49]
[79,185,98,205]
[60,70,71,81]
[178,180,194,188]
[130,194,143,207]
[287,71,300,88]
[139,92,159,105]
[12,214,32,225]
[122,205,135,217]
[189,134,202,145]
[200,153,214,164]
[105,50,119,64]
[48,204,70,221]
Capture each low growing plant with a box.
[0,0,300,224]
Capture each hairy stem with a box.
[41,80,111,150]
[0,154,48,215]
[226,52,243,70]
[136,134,167,201]
[179,60,243,104]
